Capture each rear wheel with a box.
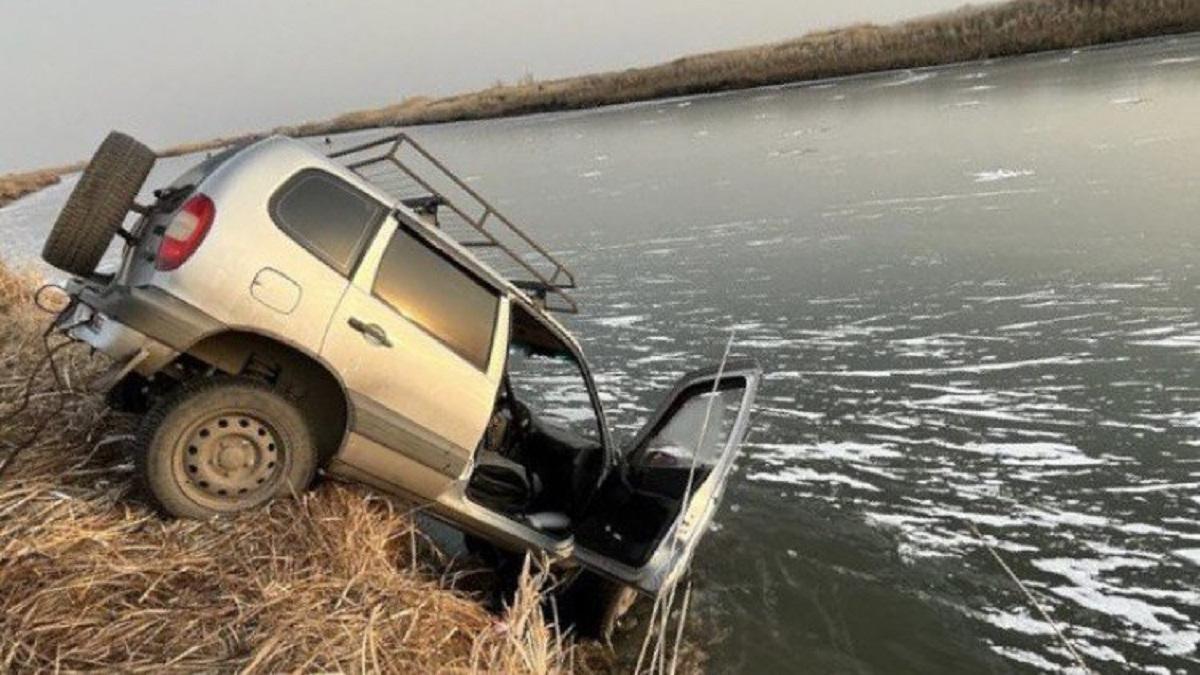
[134,377,316,519]
[42,131,155,276]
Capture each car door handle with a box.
[347,317,393,348]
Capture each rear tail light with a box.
[156,193,215,271]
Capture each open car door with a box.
[572,359,760,595]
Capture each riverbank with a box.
[0,262,608,672]
[3,0,1198,209]
[0,168,69,209]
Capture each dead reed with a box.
[0,170,67,209]
[0,261,606,673]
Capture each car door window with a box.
[572,362,759,593]
[638,386,743,469]
[270,169,386,275]
[373,224,500,369]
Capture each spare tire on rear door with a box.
[42,131,156,277]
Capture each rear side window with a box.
[374,225,500,369]
[269,169,386,276]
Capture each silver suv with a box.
[44,131,759,612]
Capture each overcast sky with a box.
[1,0,966,171]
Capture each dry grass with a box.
[5,0,1198,208]
[0,260,609,673]
[0,168,71,209]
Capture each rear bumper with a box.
[57,298,178,377]
[58,279,223,377]
[68,281,222,350]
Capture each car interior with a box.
[466,302,746,567]
[572,380,742,566]
[466,304,607,537]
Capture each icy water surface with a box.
[5,35,1200,673]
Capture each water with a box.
[5,35,1199,673]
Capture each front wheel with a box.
[134,377,317,519]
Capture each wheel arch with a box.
[179,328,352,466]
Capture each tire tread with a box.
[133,375,316,519]
[42,131,155,276]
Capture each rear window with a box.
[269,169,386,276]
[374,224,500,369]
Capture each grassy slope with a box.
[0,261,609,673]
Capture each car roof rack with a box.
[328,133,579,314]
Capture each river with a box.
[3,34,1199,673]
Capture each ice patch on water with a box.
[791,355,1098,378]
[737,336,791,349]
[1095,282,1148,290]
[977,608,1055,636]
[746,236,787,247]
[1174,549,1200,566]
[846,187,1042,208]
[755,440,901,463]
[748,467,880,492]
[988,645,1061,671]
[997,312,1104,331]
[1032,557,1200,655]
[1140,411,1200,429]
[954,441,1100,466]
[972,168,1035,183]
[1105,481,1200,494]
[881,70,936,87]
[589,314,646,328]
[629,351,687,366]
[1153,56,1200,65]
[1130,329,1200,351]
[754,407,825,422]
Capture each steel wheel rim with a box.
[173,410,287,509]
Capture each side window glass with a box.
[506,304,602,442]
[373,225,500,369]
[270,170,385,275]
[640,384,745,468]
[505,346,602,442]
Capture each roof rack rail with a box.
[328,133,579,314]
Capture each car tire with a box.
[42,131,155,277]
[134,376,317,519]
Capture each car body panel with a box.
[320,213,510,489]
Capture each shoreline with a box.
[3,0,1199,209]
